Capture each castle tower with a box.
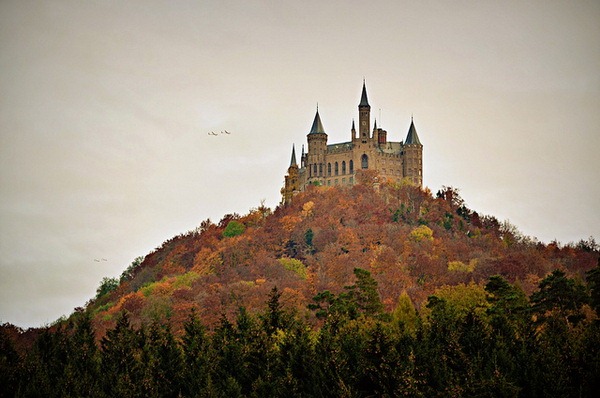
[306,107,328,183]
[358,81,371,143]
[403,118,423,186]
[281,81,425,204]
[282,145,299,205]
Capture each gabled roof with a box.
[359,80,370,107]
[404,118,421,145]
[309,108,326,135]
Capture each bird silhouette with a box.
[224,130,231,134]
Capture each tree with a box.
[223,220,245,238]
[392,291,418,336]
[531,270,588,325]
[181,310,212,396]
[347,268,385,317]
[0,324,22,397]
[120,255,145,282]
[586,258,600,314]
[100,312,146,396]
[96,276,119,299]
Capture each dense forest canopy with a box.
[2,175,599,396]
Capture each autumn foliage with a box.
[78,181,599,333]
[2,180,600,396]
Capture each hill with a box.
[86,174,598,335]
[2,174,600,396]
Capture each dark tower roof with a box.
[289,144,297,167]
[405,118,422,145]
[359,80,370,107]
[309,108,326,135]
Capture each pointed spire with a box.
[289,144,297,167]
[373,119,377,130]
[405,118,422,145]
[309,107,326,135]
[351,119,356,131]
[359,79,370,107]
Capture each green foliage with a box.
[309,268,385,322]
[531,269,588,324]
[304,228,314,247]
[586,258,600,313]
[392,291,418,336]
[7,273,600,397]
[172,271,201,289]
[96,276,119,299]
[120,255,145,283]
[223,220,245,238]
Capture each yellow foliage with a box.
[422,282,490,322]
[447,259,478,273]
[280,215,302,232]
[278,257,307,279]
[301,201,315,218]
[409,225,433,242]
[172,271,201,289]
[192,248,221,275]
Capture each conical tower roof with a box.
[289,145,297,167]
[404,118,421,145]
[359,80,370,107]
[309,108,326,135]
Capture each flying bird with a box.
[224,130,231,134]
[209,131,218,136]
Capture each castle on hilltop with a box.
[282,81,423,204]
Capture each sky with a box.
[1,0,599,328]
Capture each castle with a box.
[282,81,423,204]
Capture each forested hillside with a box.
[2,174,599,396]
[86,173,597,334]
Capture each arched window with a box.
[349,160,354,173]
[335,162,339,176]
[319,163,323,176]
[361,154,368,169]
[313,164,318,175]
[342,161,346,174]
[327,163,331,176]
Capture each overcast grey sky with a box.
[1,0,599,328]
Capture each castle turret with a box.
[358,81,371,143]
[282,145,300,205]
[306,107,328,183]
[402,118,423,186]
[351,119,356,141]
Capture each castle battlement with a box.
[282,82,423,205]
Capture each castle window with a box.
[342,161,346,174]
[349,160,354,173]
[327,163,331,176]
[313,164,317,175]
[319,163,323,176]
[349,177,354,184]
[342,178,346,185]
[335,162,339,176]
[361,154,368,169]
